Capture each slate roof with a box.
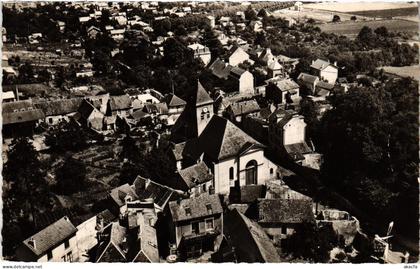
[240,185,267,204]
[255,198,314,224]
[170,81,213,142]
[109,95,132,111]
[77,99,98,119]
[109,184,139,208]
[133,176,179,209]
[171,142,186,161]
[310,59,337,71]
[196,80,213,106]
[274,79,299,93]
[208,58,231,79]
[192,115,263,161]
[268,60,283,71]
[284,142,312,156]
[178,162,213,190]
[298,73,319,84]
[143,103,168,114]
[229,66,247,78]
[2,100,34,113]
[169,193,223,222]
[163,93,186,107]
[228,99,260,116]
[225,209,281,263]
[34,98,82,116]
[3,109,45,125]
[316,81,335,90]
[22,217,77,257]
[96,222,127,262]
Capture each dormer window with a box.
[206,204,213,215]
[185,207,191,216]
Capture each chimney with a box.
[15,85,20,101]
[28,238,36,249]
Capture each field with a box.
[273,7,372,23]
[347,7,418,18]
[303,2,418,13]
[318,19,419,38]
[380,65,420,81]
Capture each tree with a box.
[319,78,419,238]
[4,138,49,221]
[350,15,357,21]
[163,38,188,68]
[245,6,258,21]
[299,98,320,142]
[332,15,341,23]
[55,157,86,194]
[283,222,338,262]
[374,26,388,37]
[45,121,88,152]
[357,26,374,47]
[202,27,225,59]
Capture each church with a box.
[171,80,280,195]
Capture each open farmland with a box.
[347,7,418,18]
[380,65,420,81]
[319,19,419,38]
[303,2,418,13]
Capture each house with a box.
[168,193,223,260]
[95,214,159,262]
[106,94,132,118]
[226,99,260,123]
[248,20,263,32]
[162,93,186,126]
[34,98,82,125]
[56,21,66,32]
[2,27,7,42]
[205,15,215,28]
[277,54,299,73]
[315,81,335,97]
[236,11,245,20]
[259,48,276,66]
[177,162,214,196]
[219,16,231,27]
[15,217,78,262]
[297,72,320,94]
[110,29,125,41]
[266,78,300,105]
[223,209,281,262]
[228,67,254,95]
[208,58,231,80]
[268,109,319,166]
[294,1,303,11]
[2,91,16,103]
[77,99,104,131]
[228,46,250,66]
[133,176,182,213]
[79,16,91,23]
[188,43,211,66]
[310,59,338,84]
[247,198,315,245]
[267,60,284,78]
[109,183,139,210]
[2,100,45,137]
[136,89,162,105]
[87,26,101,39]
[75,209,116,262]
